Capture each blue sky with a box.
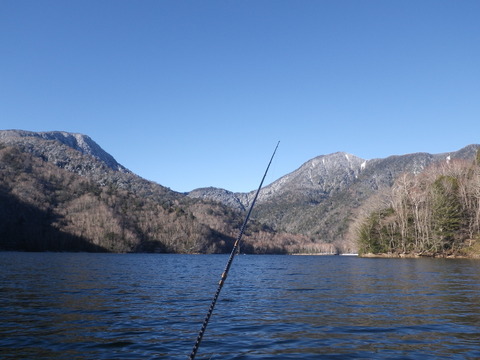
[1,1,479,193]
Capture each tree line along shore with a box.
[356,151,480,258]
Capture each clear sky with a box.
[1,1,479,193]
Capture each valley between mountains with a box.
[1,130,479,257]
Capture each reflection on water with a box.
[1,253,480,359]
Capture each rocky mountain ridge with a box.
[190,151,366,210]
[0,129,180,203]
[189,147,479,207]
[0,130,127,173]
[188,144,480,242]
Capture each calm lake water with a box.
[1,252,479,360]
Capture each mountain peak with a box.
[0,130,127,172]
[271,151,365,192]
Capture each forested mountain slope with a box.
[190,145,480,250]
[0,130,309,253]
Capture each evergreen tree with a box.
[431,176,463,251]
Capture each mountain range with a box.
[189,144,480,244]
[1,129,479,254]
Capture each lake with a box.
[1,252,479,359]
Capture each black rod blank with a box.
[188,141,280,360]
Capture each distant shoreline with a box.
[359,252,480,259]
[290,253,358,256]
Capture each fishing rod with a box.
[188,141,280,360]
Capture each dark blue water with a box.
[1,253,479,359]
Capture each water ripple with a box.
[1,253,480,359]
